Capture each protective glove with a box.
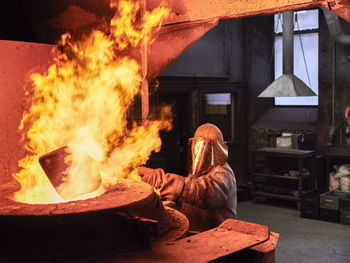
[138,166,185,202]
[138,166,164,189]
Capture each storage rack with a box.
[326,146,350,189]
[251,148,316,207]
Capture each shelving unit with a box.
[253,172,299,180]
[326,145,350,191]
[251,148,316,207]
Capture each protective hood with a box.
[187,123,228,177]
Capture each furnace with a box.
[0,178,277,261]
[3,0,350,262]
[0,180,175,258]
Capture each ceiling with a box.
[1,0,113,44]
[2,0,350,45]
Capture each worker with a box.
[138,123,237,232]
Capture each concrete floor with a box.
[237,200,350,263]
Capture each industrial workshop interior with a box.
[2,0,350,262]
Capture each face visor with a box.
[187,136,229,177]
[187,137,214,177]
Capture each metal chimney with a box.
[258,11,316,97]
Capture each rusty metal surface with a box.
[0,211,158,259]
[147,19,218,81]
[39,146,69,191]
[250,232,280,253]
[154,206,189,243]
[249,232,279,263]
[0,180,154,216]
[141,79,149,123]
[155,0,326,24]
[0,180,174,259]
[321,0,350,22]
[6,0,350,46]
[109,219,270,263]
[0,179,172,239]
[0,40,56,185]
[39,146,102,200]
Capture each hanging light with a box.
[258,11,316,97]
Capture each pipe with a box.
[141,0,149,125]
[332,41,336,127]
[322,7,350,45]
[258,11,316,97]
[283,11,294,74]
[328,41,336,145]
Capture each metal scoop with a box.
[39,146,102,200]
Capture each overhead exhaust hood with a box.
[258,11,316,98]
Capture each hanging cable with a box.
[296,12,312,88]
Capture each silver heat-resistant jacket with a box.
[140,123,237,231]
[140,162,237,231]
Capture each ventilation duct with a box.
[258,11,316,97]
[321,7,350,45]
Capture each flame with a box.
[13,0,171,204]
[192,139,205,176]
[154,187,161,197]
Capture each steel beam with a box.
[146,0,350,24]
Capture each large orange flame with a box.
[13,0,171,204]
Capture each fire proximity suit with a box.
[138,123,237,231]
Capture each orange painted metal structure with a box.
[143,0,350,82]
[152,0,350,24]
[15,0,350,83]
[140,0,350,119]
[2,0,350,180]
[0,1,347,260]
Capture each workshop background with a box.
[153,9,350,261]
[1,0,350,262]
[154,7,350,262]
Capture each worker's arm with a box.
[138,167,185,201]
[180,167,234,210]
